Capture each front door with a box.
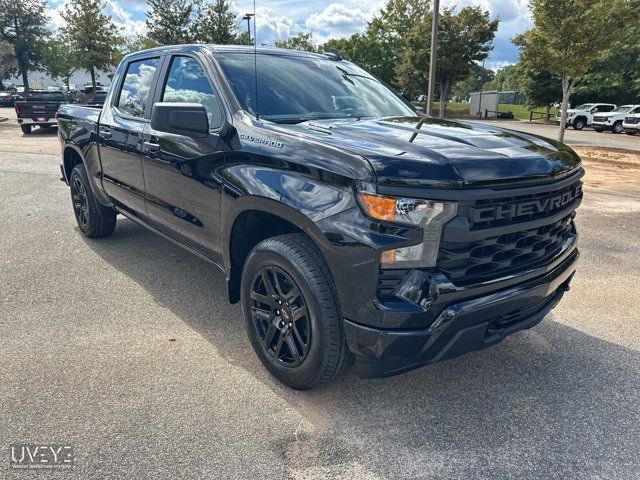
[141,54,227,262]
[99,56,161,216]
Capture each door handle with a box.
[99,128,111,139]
[143,141,160,152]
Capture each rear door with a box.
[141,53,227,260]
[98,56,163,216]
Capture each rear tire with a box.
[20,125,31,134]
[241,233,353,390]
[69,163,116,238]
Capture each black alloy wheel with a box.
[71,174,89,230]
[250,266,311,367]
[240,233,353,389]
[68,163,116,238]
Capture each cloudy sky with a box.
[39,0,531,86]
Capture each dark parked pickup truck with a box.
[57,45,583,389]
[16,90,71,134]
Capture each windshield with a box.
[612,106,633,113]
[217,53,415,123]
[27,91,67,101]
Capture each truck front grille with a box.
[625,116,640,124]
[593,116,607,122]
[437,214,576,285]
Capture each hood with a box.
[273,116,581,188]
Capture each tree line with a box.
[1,0,638,141]
[0,0,244,92]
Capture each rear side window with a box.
[117,57,159,118]
[161,56,222,129]
[599,105,615,112]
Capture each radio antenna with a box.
[253,0,259,120]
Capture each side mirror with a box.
[591,108,598,113]
[151,102,209,138]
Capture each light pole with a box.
[426,0,440,117]
[243,13,254,45]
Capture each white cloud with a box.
[305,3,370,41]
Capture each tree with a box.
[450,63,494,101]
[571,22,640,105]
[42,37,77,91]
[0,40,17,89]
[367,0,429,87]
[114,34,159,66]
[193,0,239,44]
[397,5,498,117]
[486,65,519,92]
[146,0,199,46]
[514,0,634,142]
[62,0,121,91]
[433,7,497,118]
[275,32,317,52]
[0,0,49,93]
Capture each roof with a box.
[126,44,332,61]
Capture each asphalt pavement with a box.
[472,119,640,152]
[1,108,640,479]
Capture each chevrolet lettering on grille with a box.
[472,183,582,223]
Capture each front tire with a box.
[69,164,116,238]
[573,118,586,130]
[241,234,353,390]
[612,121,623,134]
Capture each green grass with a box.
[498,104,558,121]
[411,101,559,121]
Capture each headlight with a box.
[357,185,457,268]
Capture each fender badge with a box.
[240,134,283,148]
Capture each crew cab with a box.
[592,105,640,133]
[623,114,640,135]
[15,90,72,134]
[557,103,616,130]
[57,45,583,389]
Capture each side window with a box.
[162,56,222,129]
[117,57,159,118]
[632,107,640,114]
[601,105,615,112]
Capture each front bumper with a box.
[344,248,579,378]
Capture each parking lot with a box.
[1,107,640,479]
[473,119,640,152]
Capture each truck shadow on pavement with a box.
[84,218,640,478]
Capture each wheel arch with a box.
[224,196,333,304]
[62,144,85,184]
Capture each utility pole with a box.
[426,0,440,117]
[243,13,255,45]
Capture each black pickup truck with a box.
[16,90,71,134]
[57,45,583,389]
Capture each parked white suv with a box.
[622,114,640,135]
[592,105,640,133]
[557,103,616,130]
